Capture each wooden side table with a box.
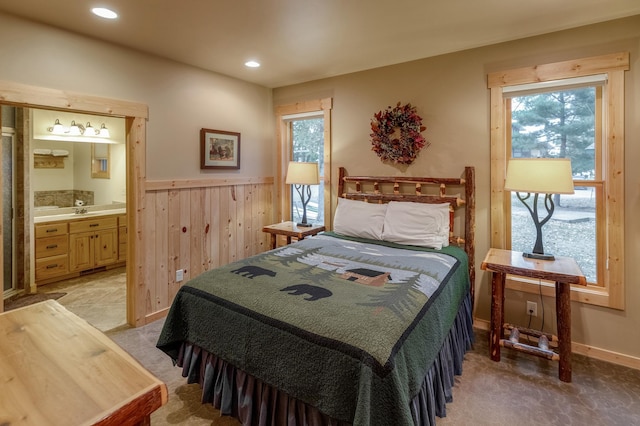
[262,221,326,249]
[481,248,586,382]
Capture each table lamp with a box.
[286,161,319,227]
[504,158,574,260]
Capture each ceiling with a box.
[0,0,639,88]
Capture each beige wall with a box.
[273,15,640,361]
[1,9,638,361]
[0,13,274,181]
[0,12,276,321]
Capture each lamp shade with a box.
[285,161,319,185]
[68,120,82,136]
[504,158,574,194]
[52,119,65,134]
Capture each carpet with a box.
[4,292,67,311]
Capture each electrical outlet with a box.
[526,301,538,317]
[176,269,184,282]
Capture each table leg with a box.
[270,234,276,250]
[134,415,151,426]
[490,271,505,361]
[556,281,572,382]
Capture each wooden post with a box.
[557,281,572,382]
[490,271,505,361]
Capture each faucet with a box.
[75,207,88,214]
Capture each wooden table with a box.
[481,248,586,382]
[0,300,167,425]
[262,221,325,249]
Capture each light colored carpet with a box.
[108,323,640,426]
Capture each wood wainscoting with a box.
[142,177,274,322]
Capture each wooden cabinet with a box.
[69,217,118,272]
[35,222,69,281]
[35,213,126,285]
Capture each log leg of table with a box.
[556,281,572,382]
[286,236,292,244]
[270,234,277,250]
[490,271,506,361]
[134,415,151,426]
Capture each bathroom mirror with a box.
[91,143,110,179]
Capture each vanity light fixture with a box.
[47,119,111,138]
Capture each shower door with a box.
[2,130,15,294]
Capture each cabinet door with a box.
[69,232,94,272]
[94,228,118,267]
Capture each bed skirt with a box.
[176,292,474,426]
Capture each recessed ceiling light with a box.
[245,60,261,68]
[91,7,118,19]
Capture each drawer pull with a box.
[46,264,59,269]
[46,228,58,233]
[90,223,99,227]
[46,244,58,249]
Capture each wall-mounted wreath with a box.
[370,102,428,165]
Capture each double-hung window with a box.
[275,98,332,227]
[488,53,628,309]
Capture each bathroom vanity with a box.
[34,209,126,285]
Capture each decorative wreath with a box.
[370,102,428,165]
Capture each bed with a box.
[157,166,476,426]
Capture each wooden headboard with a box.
[337,167,476,301]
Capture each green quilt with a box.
[157,232,470,425]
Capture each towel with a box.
[51,149,69,157]
[34,149,52,155]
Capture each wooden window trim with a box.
[274,98,332,228]
[488,52,628,310]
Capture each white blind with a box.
[503,74,607,97]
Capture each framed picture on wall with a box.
[200,128,241,169]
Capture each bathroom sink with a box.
[34,208,126,223]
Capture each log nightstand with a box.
[262,221,325,249]
[481,248,587,382]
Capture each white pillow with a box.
[333,197,388,240]
[382,201,450,249]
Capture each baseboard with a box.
[145,308,169,325]
[473,317,640,371]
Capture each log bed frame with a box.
[337,166,476,302]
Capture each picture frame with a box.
[200,128,241,169]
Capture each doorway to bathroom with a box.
[2,105,128,331]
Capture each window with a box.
[290,117,325,224]
[488,53,628,309]
[275,98,332,227]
